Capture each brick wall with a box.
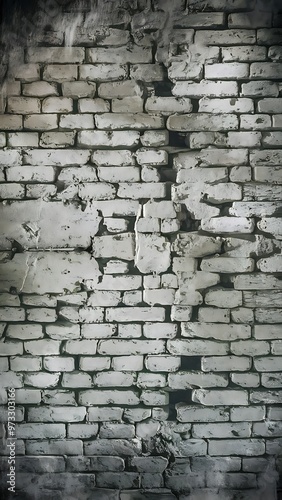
[0,0,281,498]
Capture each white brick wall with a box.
[0,1,280,497]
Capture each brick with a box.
[24,372,60,388]
[168,61,203,81]
[191,457,241,473]
[193,422,250,438]
[28,406,86,422]
[198,307,230,323]
[80,64,127,81]
[40,131,75,148]
[199,98,253,113]
[250,149,282,166]
[112,97,144,113]
[205,63,249,79]
[261,373,282,388]
[88,46,151,64]
[78,98,110,113]
[6,324,43,340]
[202,356,251,372]
[230,166,252,182]
[67,424,99,439]
[118,182,166,199]
[26,439,82,455]
[112,356,143,371]
[143,323,177,339]
[62,81,96,97]
[131,64,164,81]
[228,12,271,28]
[209,439,265,456]
[86,275,141,291]
[231,373,260,388]
[167,113,238,131]
[78,183,115,200]
[23,82,59,97]
[27,47,84,63]
[258,98,282,113]
[17,423,65,439]
[27,308,57,322]
[201,257,254,273]
[78,130,139,148]
[255,325,282,340]
[242,82,278,97]
[95,113,164,130]
[0,184,25,199]
[99,339,165,355]
[172,80,238,97]
[254,356,282,373]
[94,372,135,387]
[183,323,250,340]
[167,339,228,356]
[145,355,180,372]
[136,149,167,166]
[42,97,73,113]
[195,30,256,45]
[7,132,38,147]
[15,389,41,404]
[231,340,270,356]
[43,65,78,82]
[201,217,254,233]
[240,114,271,130]
[175,12,224,27]
[7,97,40,114]
[44,357,75,372]
[11,63,40,81]
[222,46,267,62]
[24,339,60,355]
[92,149,133,166]
[257,29,282,45]
[24,114,58,130]
[250,390,282,404]
[62,372,92,387]
[73,27,130,46]
[257,256,282,273]
[140,131,167,148]
[269,46,282,61]
[24,149,90,166]
[251,63,282,79]
[79,357,111,371]
[79,390,139,406]
[93,233,135,260]
[64,340,97,355]
[205,289,241,308]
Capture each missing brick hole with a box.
[169,390,193,407]
[181,356,202,371]
[154,81,173,96]
[169,131,187,148]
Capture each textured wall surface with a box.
[0,0,282,498]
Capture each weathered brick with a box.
[80,64,127,81]
[205,63,249,79]
[251,63,282,79]
[43,65,78,82]
[209,439,265,456]
[42,97,73,113]
[167,113,238,131]
[195,30,256,45]
[222,46,267,62]
[95,113,164,130]
[199,98,253,113]
[7,97,40,114]
[24,114,58,130]
[173,80,238,97]
[7,132,38,147]
[202,356,251,372]
[27,47,84,63]
[88,46,151,64]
